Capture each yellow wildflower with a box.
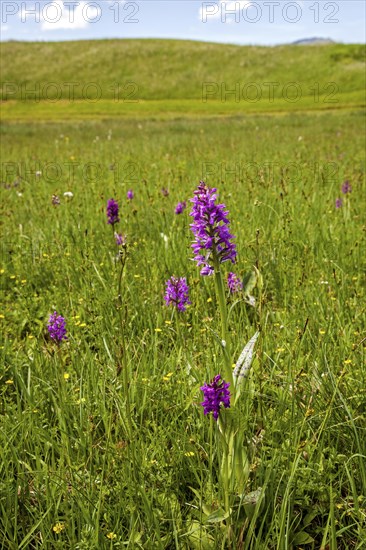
[53,523,65,534]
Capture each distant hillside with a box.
[0,39,365,102]
[292,37,335,45]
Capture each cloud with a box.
[17,0,101,31]
[43,1,101,30]
[199,1,252,22]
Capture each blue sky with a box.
[1,1,365,45]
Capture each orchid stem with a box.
[213,256,233,386]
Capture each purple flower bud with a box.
[114,232,126,246]
[227,272,243,293]
[161,187,169,197]
[341,180,352,194]
[47,312,67,344]
[335,198,343,209]
[127,190,134,200]
[106,198,120,225]
[175,201,186,215]
[164,276,191,312]
[200,375,231,421]
[189,182,237,276]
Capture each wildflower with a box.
[227,272,243,293]
[335,198,343,209]
[106,532,117,540]
[189,182,237,276]
[63,191,74,199]
[341,180,352,194]
[53,522,65,534]
[175,201,186,214]
[52,194,60,206]
[200,374,231,421]
[114,232,126,246]
[47,312,67,343]
[106,198,120,225]
[164,276,191,312]
[161,187,169,197]
[127,189,134,200]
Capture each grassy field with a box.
[1,40,365,100]
[1,39,366,549]
[1,40,365,120]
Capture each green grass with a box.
[1,40,365,101]
[1,91,365,122]
[1,39,365,548]
[1,40,365,119]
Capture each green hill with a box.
[1,39,364,119]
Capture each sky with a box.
[0,0,365,45]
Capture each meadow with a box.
[1,40,366,549]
